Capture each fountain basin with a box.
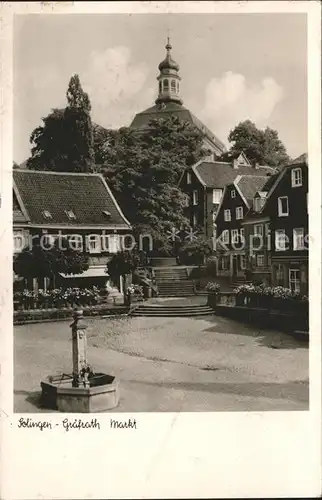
[40,373,120,412]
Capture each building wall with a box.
[215,184,248,278]
[242,217,271,285]
[181,169,206,231]
[264,163,308,292]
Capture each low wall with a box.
[14,304,130,325]
[208,292,309,334]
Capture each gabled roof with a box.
[130,101,225,152]
[261,153,308,211]
[13,170,131,228]
[234,175,269,206]
[190,159,276,189]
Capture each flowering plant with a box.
[127,284,143,296]
[206,282,220,293]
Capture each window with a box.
[163,79,169,89]
[254,224,263,236]
[291,168,302,187]
[171,79,176,91]
[231,189,236,198]
[278,196,289,216]
[187,172,191,184]
[231,229,239,244]
[69,234,83,251]
[86,235,101,254]
[65,210,76,220]
[13,230,24,253]
[240,228,245,242]
[212,189,222,204]
[159,81,162,93]
[236,206,243,219]
[256,254,265,267]
[240,255,246,270]
[42,234,56,247]
[254,197,264,212]
[289,269,300,293]
[275,229,287,251]
[221,230,229,244]
[224,209,231,222]
[193,190,198,206]
[293,228,305,251]
[193,213,197,227]
[42,210,52,220]
[108,234,119,253]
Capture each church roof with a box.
[13,170,131,228]
[130,101,225,152]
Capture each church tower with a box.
[130,38,225,156]
[155,38,183,106]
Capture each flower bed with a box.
[14,286,103,311]
[233,284,308,313]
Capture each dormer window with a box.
[42,210,52,220]
[254,197,264,212]
[65,210,76,220]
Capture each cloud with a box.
[80,46,155,129]
[199,71,284,144]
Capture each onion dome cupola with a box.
[155,38,183,106]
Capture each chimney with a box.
[233,159,239,169]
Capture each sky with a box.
[14,13,307,163]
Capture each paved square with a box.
[14,311,309,412]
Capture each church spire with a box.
[155,38,183,106]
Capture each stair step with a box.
[134,306,212,310]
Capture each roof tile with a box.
[13,170,130,227]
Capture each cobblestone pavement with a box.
[14,308,309,412]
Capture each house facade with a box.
[214,174,271,280]
[261,155,309,294]
[13,170,132,291]
[179,152,276,240]
[241,174,278,285]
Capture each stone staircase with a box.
[130,303,214,317]
[153,267,195,297]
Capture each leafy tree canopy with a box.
[106,251,140,281]
[221,120,290,168]
[98,116,210,251]
[13,237,89,280]
[27,74,94,173]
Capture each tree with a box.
[13,237,89,288]
[106,251,140,301]
[98,116,209,253]
[223,120,289,168]
[177,235,214,266]
[27,75,94,172]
